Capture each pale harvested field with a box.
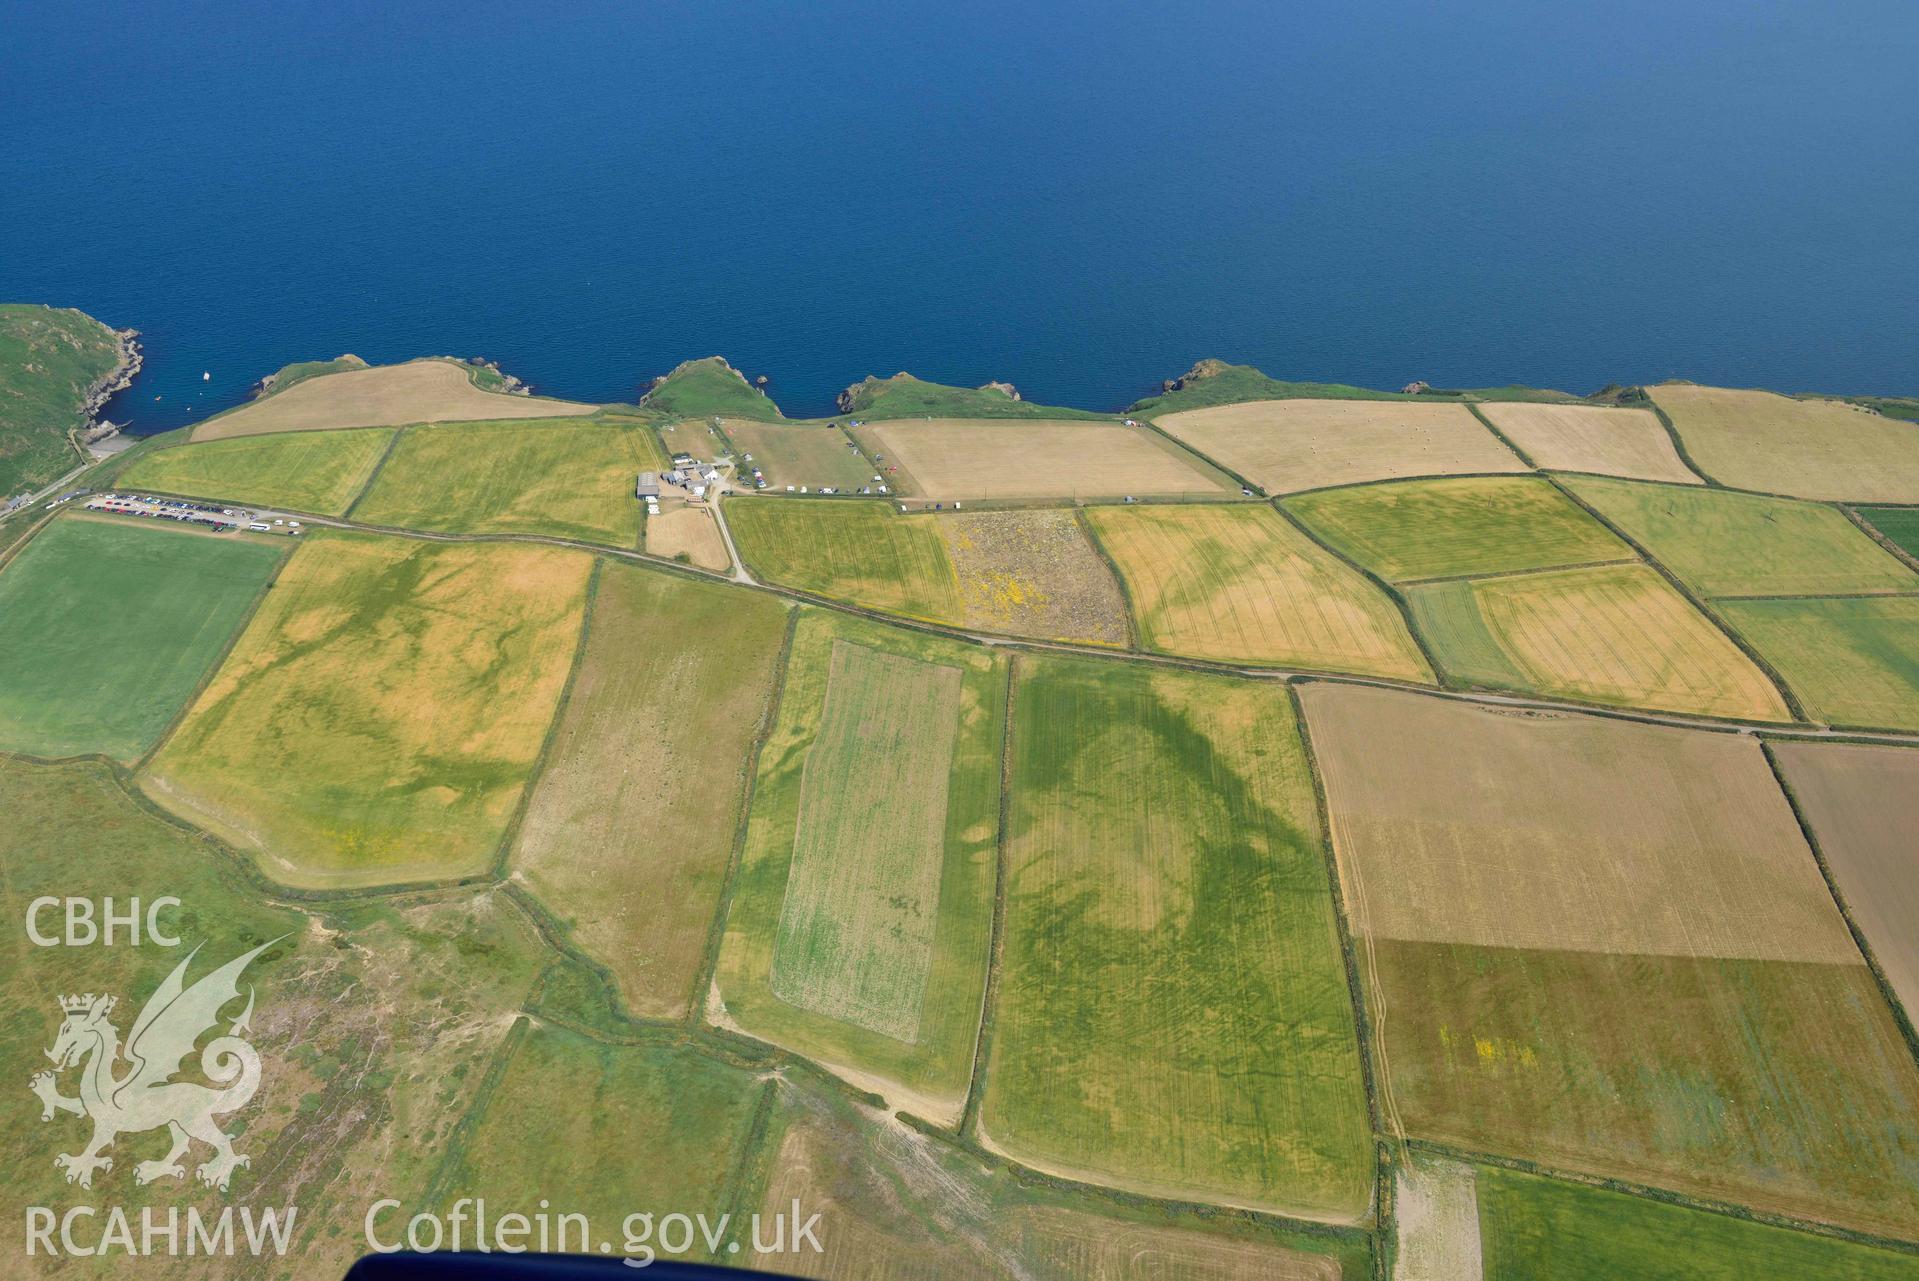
[511,565,790,1018]
[1393,1158,1483,1281]
[1297,682,1855,962]
[1086,503,1432,679]
[1472,563,1791,720]
[1649,383,1919,501]
[1478,402,1701,483]
[194,358,593,439]
[769,641,965,1041]
[1155,399,1527,494]
[935,508,1129,644]
[1772,741,1919,1020]
[856,418,1230,501]
[645,499,731,570]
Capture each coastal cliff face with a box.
[0,304,135,498]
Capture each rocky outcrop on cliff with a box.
[76,328,142,444]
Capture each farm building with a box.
[636,472,661,499]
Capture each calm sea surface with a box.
[3,0,1915,431]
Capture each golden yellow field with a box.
[1648,384,1919,501]
[1477,402,1702,483]
[1470,563,1791,720]
[142,531,592,887]
[644,500,731,570]
[1298,683,1854,961]
[854,418,1230,501]
[1154,399,1527,493]
[1772,741,1919,1021]
[1085,503,1432,679]
[194,358,593,439]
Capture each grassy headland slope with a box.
[838,371,1105,420]
[0,303,129,497]
[641,356,782,420]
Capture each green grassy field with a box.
[1283,476,1629,581]
[1404,579,1530,689]
[642,355,783,419]
[0,516,284,761]
[512,565,791,1019]
[768,640,965,1040]
[352,418,661,546]
[715,609,1003,1125]
[982,656,1374,1220]
[1566,477,1918,596]
[435,1024,775,1264]
[143,531,593,887]
[116,426,395,514]
[1476,1166,1919,1281]
[0,304,122,496]
[1086,502,1433,679]
[727,498,964,622]
[720,420,875,490]
[1719,595,1919,729]
[1859,506,1919,560]
[0,758,547,1281]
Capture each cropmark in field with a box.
[1565,476,1917,597]
[0,515,284,762]
[1283,475,1629,582]
[116,426,395,514]
[1718,595,1919,730]
[353,418,662,546]
[1153,398,1526,494]
[1300,681,1919,1237]
[1406,562,1791,720]
[143,531,593,888]
[982,656,1374,1221]
[713,609,1004,1125]
[512,564,791,1018]
[726,498,963,623]
[1085,502,1432,679]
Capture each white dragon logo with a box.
[28,939,281,1192]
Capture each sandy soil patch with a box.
[1772,741,1919,1020]
[855,418,1229,501]
[1649,384,1919,501]
[194,358,592,439]
[935,508,1129,643]
[646,499,731,569]
[1393,1157,1483,1281]
[1155,399,1526,494]
[1297,682,1857,962]
[1479,401,1702,483]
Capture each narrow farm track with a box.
[244,503,1919,748]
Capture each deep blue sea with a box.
[3,0,1915,432]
